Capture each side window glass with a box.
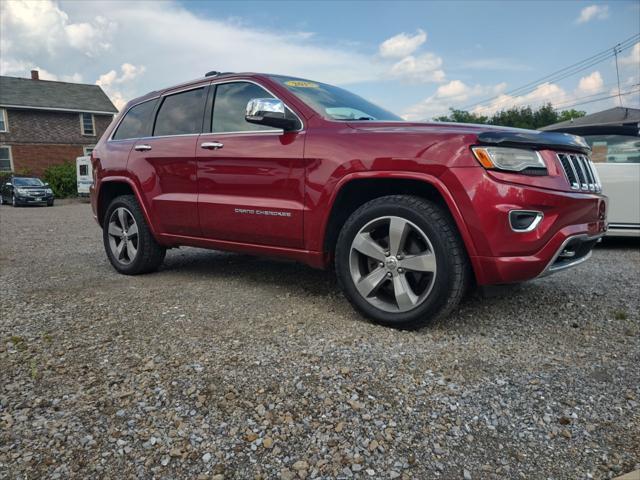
[212,82,276,133]
[112,100,157,140]
[585,135,640,164]
[154,88,205,136]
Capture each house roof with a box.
[540,107,640,131]
[0,76,118,114]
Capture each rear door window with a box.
[154,88,206,136]
[112,99,157,140]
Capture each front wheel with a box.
[103,195,166,275]
[335,195,470,329]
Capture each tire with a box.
[47,200,54,207]
[335,195,470,329]
[103,195,166,275]
[12,195,18,207]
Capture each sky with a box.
[1,0,638,119]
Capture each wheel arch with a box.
[321,173,479,274]
[97,177,158,237]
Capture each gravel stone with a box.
[1,203,639,479]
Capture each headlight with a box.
[15,188,28,194]
[472,147,546,173]
[45,188,53,194]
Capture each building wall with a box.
[10,144,86,176]
[0,108,114,175]
[0,108,113,144]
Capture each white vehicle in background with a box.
[76,155,93,196]
[541,107,640,237]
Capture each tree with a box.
[433,103,586,129]
[434,109,488,124]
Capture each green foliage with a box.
[0,167,33,186]
[434,103,586,129]
[43,162,77,198]
[434,109,488,124]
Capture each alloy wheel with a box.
[349,216,437,313]
[107,207,139,265]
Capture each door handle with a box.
[201,141,224,150]
[134,144,152,151]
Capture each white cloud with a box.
[576,4,609,24]
[577,70,604,94]
[402,80,507,120]
[96,63,146,110]
[0,0,116,57]
[619,42,640,68]
[389,53,446,83]
[472,83,569,116]
[379,29,427,58]
[2,0,411,110]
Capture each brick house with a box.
[0,70,118,176]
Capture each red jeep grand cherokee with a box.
[90,72,607,328]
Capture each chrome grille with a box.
[556,153,601,193]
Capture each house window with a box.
[83,145,95,156]
[80,113,95,136]
[0,109,7,132]
[0,146,13,172]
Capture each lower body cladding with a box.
[449,173,608,285]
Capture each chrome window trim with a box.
[209,79,305,134]
[108,79,304,142]
[200,130,285,137]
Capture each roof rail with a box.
[204,71,234,77]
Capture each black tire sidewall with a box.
[336,199,456,328]
[102,196,160,275]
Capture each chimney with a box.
[31,70,39,80]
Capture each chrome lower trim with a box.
[509,210,544,232]
[538,233,604,278]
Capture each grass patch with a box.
[10,336,27,352]
[613,310,628,321]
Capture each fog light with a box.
[509,210,544,232]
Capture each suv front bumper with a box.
[446,168,607,285]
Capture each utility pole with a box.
[613,43,623,106]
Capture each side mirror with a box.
[5,182,10,187]
[44,182,49,186]
[245,98,299,131]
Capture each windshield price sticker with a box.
[285,80,319,88]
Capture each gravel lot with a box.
[1,202,638,480]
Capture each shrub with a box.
[43,162,77,198]
[0,168,32,187]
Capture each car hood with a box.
[346,121,591,154]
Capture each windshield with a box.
[13,177,44,187]
[271,76,402,121]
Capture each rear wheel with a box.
[335,195,469,329]
[103,195,165,274]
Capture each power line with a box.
[459,33,639,112]
[552,87,640,110]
